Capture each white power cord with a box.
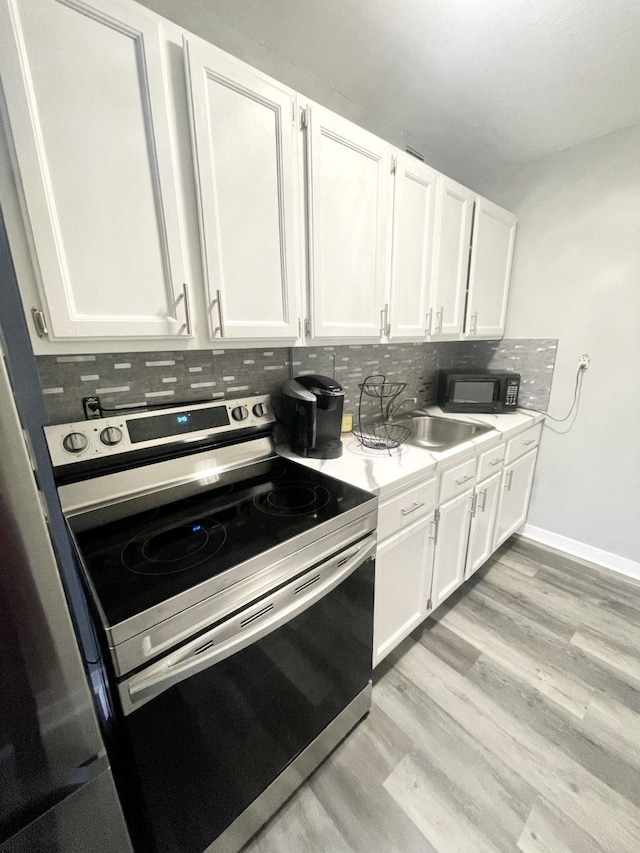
[520,364,586,423]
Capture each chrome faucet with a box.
[386,396,418,421]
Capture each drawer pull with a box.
[455,474,474,486]
[490,457,504,466]
[523,439,536,446]
[401,501,426,517]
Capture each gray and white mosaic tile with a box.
[36,339,557,424]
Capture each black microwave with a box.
[437,369,521,413]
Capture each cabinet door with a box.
[373,514,434,667]
[430,177,474,339]
[184,40,301,340]
[493,449,538,549]
[465,197,516,340]
[306,104,392,339]
[465,472,501,579]
[0,0,189,339]
[431,489,474,609]
[388,155,439,340]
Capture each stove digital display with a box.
[127,406,230,443]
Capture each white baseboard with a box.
[518,524,640,582]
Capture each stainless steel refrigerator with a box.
[0,213,133,852]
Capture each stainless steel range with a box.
[45,395,377,853]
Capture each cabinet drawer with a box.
[439,458,476,504]
[506,423,542,465]
[476,442,506,482]
[378,477,437,542]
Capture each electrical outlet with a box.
[579,354,591,370]
[82,396,102,419]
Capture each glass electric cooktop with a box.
[74,457,374,628]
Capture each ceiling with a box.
[142,0,640,184]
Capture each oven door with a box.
[118,537,375,853]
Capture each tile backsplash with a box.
[37,338,557,425]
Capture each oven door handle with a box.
[120,537,376,715]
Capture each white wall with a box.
[477,124,640,567]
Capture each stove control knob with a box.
[252,403,268,418]
[62,432,89,454]
[231,405,249,421]
[100,426,123,446]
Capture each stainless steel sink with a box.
[393,413,494,451]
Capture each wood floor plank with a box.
[434,590,595,717]
[467,653,640,808]
[581,695,640,771]
[571,625,640,689]
[393,639,640,853]
[309,741,436,853]
[517,796,607,853]
[242,784,352,853]
[482,558,640,649]
[410,618,482,676]
[441,579,640,716]
[375,666,535,851]
[383,751,503,853]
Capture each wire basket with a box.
[358,375,407,399]
[352,421,411,451]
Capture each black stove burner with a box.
[253,482,330,517]
[122,520,226,576]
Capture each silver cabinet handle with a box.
[401,501,426,517]
[455,474,473,486]
[469,311,478,335]
[505,470,514,491]
[31,307,49,338]
[479,489,488,512]
[523,439,536,446]
[425,309,433,336]
[435,305,444,333]
[384,303,391,337]
[490,457,504,466]
[180,283,192,335]
[211,289,225,337]
[380,307,386,337]
[470,493,478,516]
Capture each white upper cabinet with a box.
[388,154,439,340]
[429,177,475,339]
[465,197,517,339]
[305,103,392,339]
[0,0,190,340]
[184,39,301,340]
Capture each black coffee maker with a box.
[282,375,345,459]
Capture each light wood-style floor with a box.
[244,536,640,853]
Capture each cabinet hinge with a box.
[391,155,397,174]
[304,318,311,337]
[31,307,48,338]
[22,429,38,474]
[300,107,308,130]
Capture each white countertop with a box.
[278,407,544,498]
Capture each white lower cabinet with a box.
[465,472,501,579]
[373,513,435,667]
[431,489,474,609]
[493,449,538,549]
